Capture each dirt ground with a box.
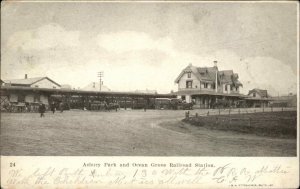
[0,109,297,156]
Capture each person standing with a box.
[59,102,64,113]
[50,102,56,114]
[38,103,46,117]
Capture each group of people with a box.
[38,101,64,117]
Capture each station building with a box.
[244,88,271,108]
[174,61,244,108]
[1,75,61,107]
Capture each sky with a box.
[1,1,298,95]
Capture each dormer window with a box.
[187,72,191,78]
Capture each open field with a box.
[0,108,297,156]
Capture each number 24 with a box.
[10,162,15,167]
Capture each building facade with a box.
[1,75,61,110]
[174,61,243,108]
[243,88,271,108]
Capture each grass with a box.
[183,111,297,138]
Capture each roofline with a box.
[174,90,245,97]
[31,77,61,87]
[0,86,175,98]
[3,77,61,87]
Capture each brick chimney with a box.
[25,74,28,79]
[213,60,218,68]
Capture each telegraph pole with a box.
[214,60,218,93]
[97,72,103,91]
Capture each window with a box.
[187,72,191,78]
[253,93,256,97]
[225,85,228,91]
[204,83,208,88]
[236,87,239,91]
[230,85,233,91]
[186,81,193,88]
[35,85,39,88]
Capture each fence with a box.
[184,107,297,127]
[185,107,296,117]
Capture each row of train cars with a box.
[77,98,194,111]
[1,98,194,113]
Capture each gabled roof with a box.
[175,64,242,86]
[4,77,61,87]
[197,67,218,82]
[174,64,202,83]
[248,88,268,98]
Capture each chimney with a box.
[25,74,28,79]
[188,63,192,67]
[213,60,218,68]
[93,82,95,88]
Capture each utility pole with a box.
[97,72,103,91]
[214,60,218,93]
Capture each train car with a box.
[154,98,171,109]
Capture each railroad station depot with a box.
[0,62,295,112]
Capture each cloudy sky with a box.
[1,1,298,95]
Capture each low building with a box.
[248,88,269,98]
[134,89,157,94]
[244,88,271,108]
[174,61,243,108]
[1,75,61,110]
[60,84,72,90]
[4,74,61,89]
[271,94,297,107]
[82,82,111,92]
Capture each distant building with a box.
[60,84,72,90]
[244,88,271,108]
[174,61,243,108]
[248,88,269,98]
[82,82,111,92]
[4,74,61,89]
[271,94,297,107]
[134,89,157,94]
[1,75,61,107]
